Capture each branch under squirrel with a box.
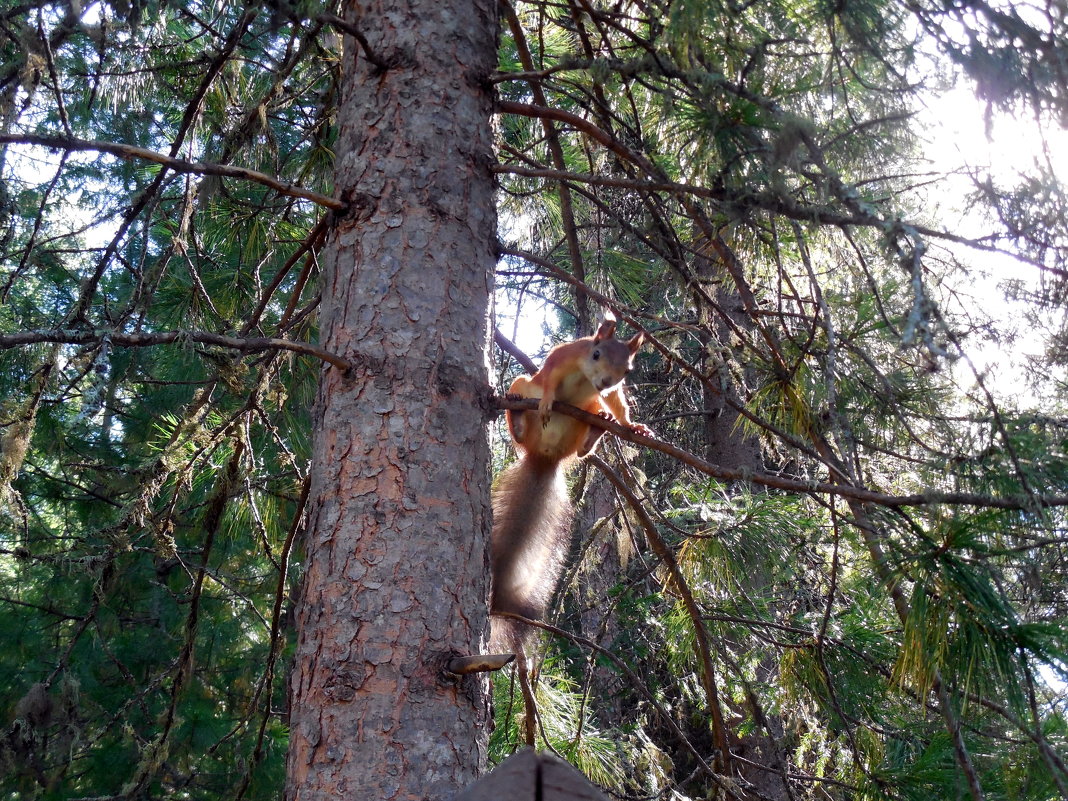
[495,396,1068,511]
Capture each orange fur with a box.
[490,316,650,651]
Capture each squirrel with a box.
[490,314,652,652]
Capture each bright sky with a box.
[915,80,1068,406]
[499,76,1068,373]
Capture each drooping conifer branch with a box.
[0,329,352,371]
[0,133,346,210]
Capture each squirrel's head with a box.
[584,317,644,392]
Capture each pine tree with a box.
[1,0,1066,799]
[283,0,499,796]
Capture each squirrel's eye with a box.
[592,350,601,360]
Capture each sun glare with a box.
[915,78,1067,404]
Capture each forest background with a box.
[1,0,1066,799]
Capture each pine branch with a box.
[0,329,352,371]
[0,133,346,210]
[496,396,1068,511]
[495,116,1067,280]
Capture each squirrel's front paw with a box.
[629,423,655,438]
[538,398,553,427]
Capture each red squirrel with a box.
[490,314,651,651]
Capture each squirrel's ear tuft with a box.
[627,332,644,353]
[593,318,617,342]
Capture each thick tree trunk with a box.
[284,1,498,798]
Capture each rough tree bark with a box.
[284,0,499,798]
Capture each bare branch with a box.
[493,327,537,375]
[316,13,388,71]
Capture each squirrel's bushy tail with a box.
[490,454,573,651]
